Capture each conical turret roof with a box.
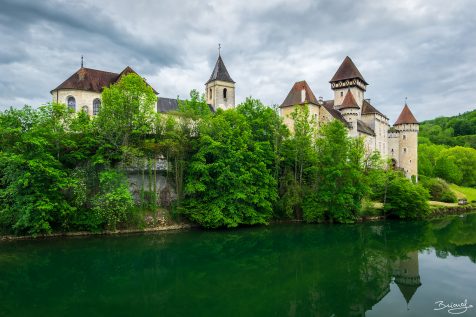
[330,56,368,85]
[206,55,235,84]
[394,104,418,125]
[339,90,360,109]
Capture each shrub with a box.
[420,177,457,203]
[92,170,134,230]
[384,174,430,219]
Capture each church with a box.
[50,54,418,180]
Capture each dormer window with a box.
[67,96,76,111]
[223,88,227,99]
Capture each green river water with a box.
[1,214,476,316]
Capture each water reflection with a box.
[0,214,475,316]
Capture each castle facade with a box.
[51,55,418,179]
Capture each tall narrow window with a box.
[223,88,227,99]
[67,96,76,111]
[209,88,212,100]
[93,98,101,115]
[340,91,343,97]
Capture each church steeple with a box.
[205,47,235,111]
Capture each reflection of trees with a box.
[0,214,475,316]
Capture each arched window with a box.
[82,105,88,113]
[93,98,101,115]
[223,88,227,99]
[67,96,76,111]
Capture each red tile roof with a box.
[280,80,318,108]
[339,90,360,109]
[394,104,419,125]
[51,66,157,94]
[330,56,368,85]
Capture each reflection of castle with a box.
[351,251,422,316]
[392,251,422,305]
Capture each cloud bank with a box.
[0,0,475,121]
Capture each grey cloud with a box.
[0,0,475,121]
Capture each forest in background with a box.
[0,73,464,236]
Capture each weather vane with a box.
[218,43,221,56]
[81,55,84,68]
[405,96,408,105]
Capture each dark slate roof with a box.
[206,55,234,84]
[157,97,179,113]
[52,66,158,94]
[338,90,360,109]
[394,104,419,125]
[361,99,388,119]
[157,97,215,113]
[323,100,351,127]
[280,80,318,108]
[357,120,376,136]
[330,56,368,85]
[52,67,119,93]
[395,282,421,304]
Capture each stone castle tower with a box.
[330,56,368,113]
[205,53,235,111]
[388,104,419,181]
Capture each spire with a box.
[330,56,368,85]
[339,89,360,109]
[394,103,418,125]
[206,52,234,84]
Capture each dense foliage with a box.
[419,109,476,148]
[0,74,440,235]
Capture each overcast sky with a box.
[0,0,475,121]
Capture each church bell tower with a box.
[205,45,235,111]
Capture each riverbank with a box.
[0,223,196,241]
[2,204,475,241]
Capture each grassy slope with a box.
[449,184,476,201]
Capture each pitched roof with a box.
[357,120,376,136]
[323,100,351,127]
[339,90,360,109]
[394,104,419,125]
[157,97,179,113]
[51,66,158,94]
[206,55,234,84]
[362,99,388,119]
[330,56,368,85]
[157,97,215,113]
[52,67,119,93]
[396,282,421,304]
[280,80,318,108]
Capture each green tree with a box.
[384,173,430,219]
[181,109,277,228]
[303,120,367,223]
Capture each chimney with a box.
[318,96,323,105]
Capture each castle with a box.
[51,54,419,179]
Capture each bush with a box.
[384,174,430,219]
[92,170,134,230]
[420,177,457,203]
